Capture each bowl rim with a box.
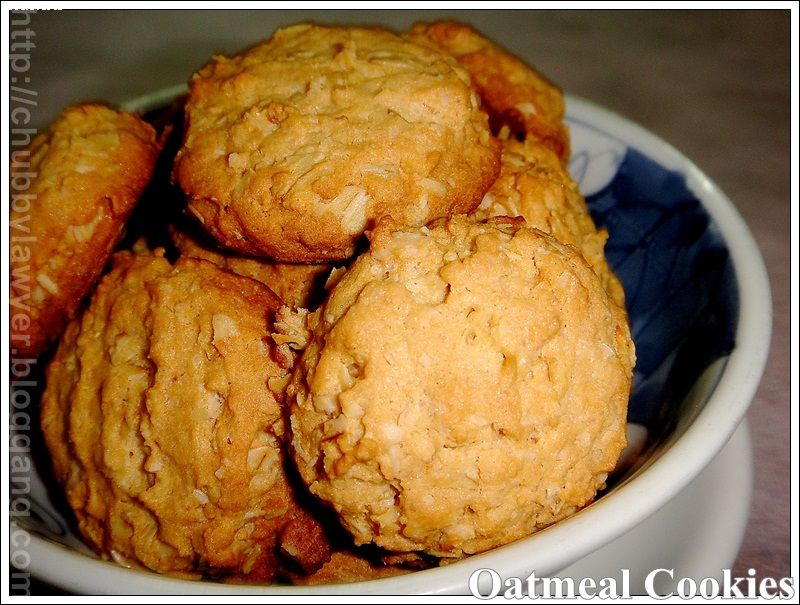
[16,89,772,595]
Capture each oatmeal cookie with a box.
[286,216,634,558]
[173,24,500,262]
[474,137,625,306]
[290,551,409,585]
[408,21,570,162]
[9,103,160,358]
[171,227,331,309]
[40,252,330,581]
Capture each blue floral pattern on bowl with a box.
[568,118,738,430]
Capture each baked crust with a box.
[286,216,635,557]
[40,252,329,580]
[9,103,160,358]
[173,24,500,262]
[408,21,570,162]
[170,227,331,309]
[474,137,625,306]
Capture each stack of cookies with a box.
[12,22,635,584]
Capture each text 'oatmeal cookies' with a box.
[174,24,500,262]
[40,252,331,581]
[285,216,636,558]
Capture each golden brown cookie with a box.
[170,227,331,309]
[289,551,409,586]
[40,252,330,581]
[474,137,625,306]
[173,24,500,262]
[286,216,635,558]
[9,103,160,358]
[408,21,570,162]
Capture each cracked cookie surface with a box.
[474,137,625,306]
[40,252,329,580]
[9,103,160,358]
[174,24,499,262]
[408,21,570,162]
[286,216,635,558]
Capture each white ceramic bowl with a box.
[12,88,771,594]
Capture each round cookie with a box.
[286,216,635,558]
[173,24,500,262]
[408,21,570,162]
[171,227,332,309]
[40,252,330,581]
[474,137,625,306]
[9,103,160,358]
